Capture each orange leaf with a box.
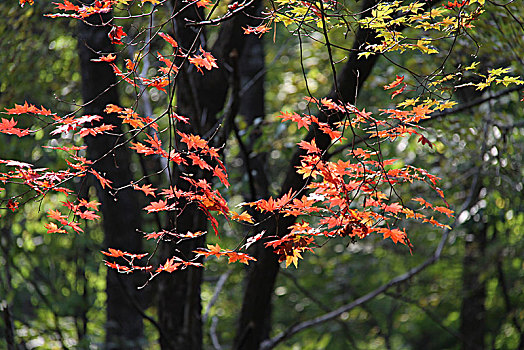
[133,183,157,197]
[158,32,178,48]
[89,169,113,189]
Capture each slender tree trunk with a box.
[77,13,144,349]
[460,221,487,350]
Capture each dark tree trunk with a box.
[77,14,144,349]
[460,222,487,350]
[157,0,262,347]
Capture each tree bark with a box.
[77,14,144,349]
[460,221,487,350]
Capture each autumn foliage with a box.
[4,0,520,278]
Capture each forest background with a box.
[0,0,523,349]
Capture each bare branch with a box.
[203,270,233,323]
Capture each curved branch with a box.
[261,162,483,350]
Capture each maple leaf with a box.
[91,54,116,62]
[231,211,254,223]
[144,231,164,240]
[108,25,127,45]
[105,104,123,114]
[158,32,178,48]
[47,209,68,224]
[0,118,30,137]
[189,47,218,73]
[170,112,189,124]
[417,134,433,148]
[77,210,100,221]
[391,84,407,98]
[412,197,433,209]
[157,53,179,75]
[0,159,33,168]
[78,199,101,211]
[278,111,311,130]
[196,0,211,7]
[285,249,303,268]
[255,197,278,212]
[101,248,127,258]
[130,141,154,155]
[384,75,404,90]
[383,202,403,214]
[157,257,182,273]
[66,221,84,233]
[243,25,271,37]
[177,131,208,150]
[55,0,80,11]
[143,199,176,213]
[434,206,454,217]
[104,261,132,273]
[124,59,135,71]
[44,223,67,234]
[147,77,169,93]
[168,150,186,164]
[297,139,321,154]
[133,183,157,197]
[242,231,265,250]
[382,228,407,244]
[188,153,212,171]
[226,251,256,264]
[7,199,19,212]
[4,101,33,115]
[89,169,113,189]
[76,124,116,137]
[213,166,230,187]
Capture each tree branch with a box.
[261,160,483,349]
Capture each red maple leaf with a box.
[158,32,178,48]
[177,131,208,150]
[44,222,67,234]
[417,134,433,148]
[108,25,127,45]
[77,210,100,221]
[0,118,30,137]
[133,183,157,197]
[189,47,218,73]
[101,248,127,258]
[89,169,113,189]
[381,228,407,244]
[7,199,19,212]
[143,199,176,213]
[384,75,404,90]
[188,153,212,171]
[297,139,321,154]
[278,111,311,130]
[91,54,116,62]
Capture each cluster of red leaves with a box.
[0,100,119,221]
[45,199,101,234]
[243,24,272,37]
[102,248,150,274]
[243,97,454,266]
[103,32,216,93]
[194,244,257,264]
[46,0,113,19]
[9,0,457,276]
